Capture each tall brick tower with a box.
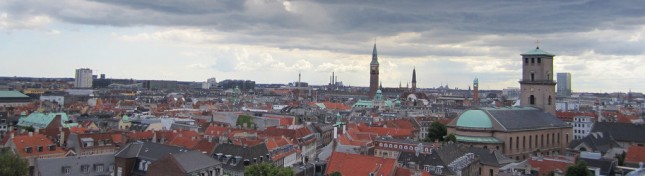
[519,46,557,115]
[369,43,379,99]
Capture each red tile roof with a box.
[527,157,573,175]
[556,111,596,122]
[192,139,217,154]
[11,133,65,158]
[394,167,430,176]
[168,136,201,148]
[205,125,229,136]
[354,123,414,138]
[322,102,352,110]
[326,152,397,176]
[626,145,645,164]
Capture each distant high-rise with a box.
[473,78,479,106]
[75,68,93,88]
[369,43,379,98]
[519,46,556,116]
[557,73,572,97]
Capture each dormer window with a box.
[49,145,56,151]
[25,147,32,153]
[37,146,43,152]
[62,166,71,174]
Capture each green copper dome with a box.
[456,110,493,128]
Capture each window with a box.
[95,164,104,172]
[548,96,552,105]
[523,136,526,149]
[509,137,513,150]
[531,58,535,63]
[529,95,535,105]
[552,133,555,146]
[566,134,569,143]
[529,136,532,149]
[81,165,90,173]
[535,135,538,148]
[547,134,550,146]
[516,137,519,151]
[537,58,541,63]
[558,133,561,145]
[541,134,544,147]
[62,166,71,174]
[531,72,535,81]
[525,58,529,64]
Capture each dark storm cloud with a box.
[2,0,645,57]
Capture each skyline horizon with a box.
[2,1,644,93]
[2,68,641,94]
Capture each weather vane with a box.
[536,40,540,49]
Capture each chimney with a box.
[29,132,33,137]
[10,132,14,139]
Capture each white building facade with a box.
[75,68,93,88]
[573,116,594,140]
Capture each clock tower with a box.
[369,43,379,99]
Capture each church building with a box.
[446,46,572,166]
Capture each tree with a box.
[236,115,256,129]
[565,161,592,176]
[329,171,343,176]
[0,150,29,176]
[24,126,35,132]
[426,122,447,142]
[244,163,294,176]
[445,133,457,143]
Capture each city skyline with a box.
[1,0,645,93]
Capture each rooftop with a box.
[456,110,493,128]
[521,47,555,56]
[0,91,29,98]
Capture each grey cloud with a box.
[2,0,645,58]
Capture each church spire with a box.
[411,67,417,92]
[371,43,379,65]
[412,67,417,83]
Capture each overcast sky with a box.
[1,0,644,93]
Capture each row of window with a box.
[524,58,543,64]
[62,164,112,174]
[378,142,430,152]
[574,129,588,134]
[528,95,552,105]
[574,123,591,128]
[508,133,567,152]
